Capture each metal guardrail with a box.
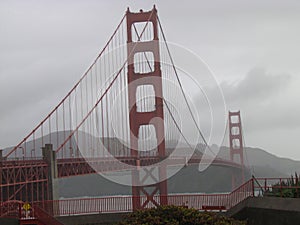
[0,200,22,218]
[34,179,254,216]
[3,177,300,219]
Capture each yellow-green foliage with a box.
[267,173,300,198]
[116,205,246,225]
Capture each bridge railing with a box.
[0,201,22,218]
[228,178,254,208]
[35,179,254,217]
[4,157,44,161]
[0,178,255,218]
[35,194,244,217]
[8,177,300,218]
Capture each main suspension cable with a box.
[157,16,216,157]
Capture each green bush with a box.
[116,205,246,225]
[267,173,300,198]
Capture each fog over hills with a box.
[2,130,299,178]
[218,146,300,177]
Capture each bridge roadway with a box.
[1,155,242,179]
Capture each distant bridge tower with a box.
[228,111,245,189]
[126,6,168,210]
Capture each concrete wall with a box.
[227,197,300,225]
[57,212,127,225]
[233,207,300,225]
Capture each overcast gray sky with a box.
[1,0,300,160]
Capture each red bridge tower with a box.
[126,6,168,210]
[229,111,245,189]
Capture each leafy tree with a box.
[116,205,246,225]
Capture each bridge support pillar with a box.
[42,144,59,202]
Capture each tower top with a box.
[126,5,157,14]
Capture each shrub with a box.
[267,173,300,198]
[116,205,246,225]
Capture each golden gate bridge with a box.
[0,6,250,224]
